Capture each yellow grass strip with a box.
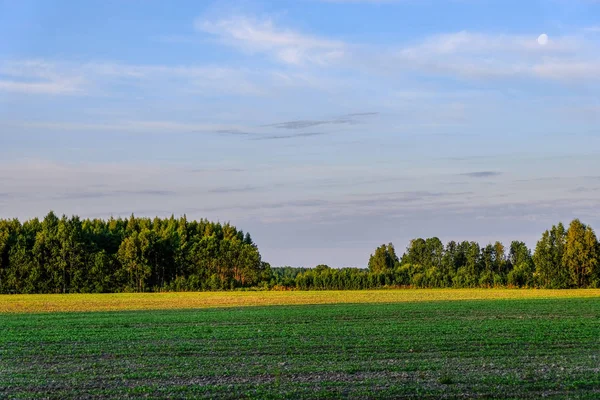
[2,289,600,314]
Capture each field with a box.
[2,291,600,399]
[2,288,600,313]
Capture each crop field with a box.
[2,288,600,313]
[2,292,600,399]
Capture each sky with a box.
[0,0,599,268]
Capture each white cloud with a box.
[532,61,600,80]
[0,60,85,94]
[0,60,268,96]
[0,80,82,95]
[82,62,271,95]
[403,31,581,56]
[194,14,600,82]
[393,31,600,81]
[196,16,346,66]
[4,120,249,134]
[2,21,599,101]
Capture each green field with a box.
[2,294,600,398]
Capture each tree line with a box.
[0,213,598,293]
[279,219,599,290]
[0,212,267,293]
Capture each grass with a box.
[1,291,600,398]
[2,288,600,313]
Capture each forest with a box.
[0,212,598,293]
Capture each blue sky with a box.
[1,0,599,267]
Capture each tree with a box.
[533,223,569,288]
[508,241,532,268]
[563,219,599,288]
[402,238,428,267]
[464,241,482,286]
[425,237,444,269]
[2,212,598,293]
[0,213,264,293]
[368,243,398,273]
[507,241,534,287]
[314,264,330,272]
[118,232,151,292]
[0,220,17,292]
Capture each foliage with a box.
[368,243,398,273]
[563,219,599,288]
[1,212,599,292]
[0,212,265,293]
[533,223,569,288]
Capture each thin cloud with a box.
[207,185,262,194]
[251,132,327,141]
[214,129,253,136]
[461,171,502,178]
[264,120,331,129]
[189,167,246,173]
[56,189,175,200]
[198,190,472,218]
[195,14,600,82]
[0,79,83,95]
[264,112,378,130]
[7,120,251,135]
[402,31,581,56]
[265,120,350,129]
[515,177,562,183]
[196,16,346,66]
[0,60,267,96]
[0,60,85,94]
[393,31,600,81]
[571,187,600,193]
[345,112,379,117]
[532,61,600,80]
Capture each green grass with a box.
[2,297,600,398]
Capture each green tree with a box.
[368,243,398,273]
[507,241,534,287]
[533,223,569,288]
[563,219,599,288]
[401,238,444,268]
[118,232,151,292]
[464,242,482,287]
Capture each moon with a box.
[537,33,549,46]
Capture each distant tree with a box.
[464,242,482,287]
[563,219,599,288]
[507,241,534,287]
[401,238,425,266]
[493,241,507,275]
[508,241,532,268]
[440,240,466,282]
[533,223,569,288]
[118,231,151,292]
[425,237,444,269]
[0,220,17,293]
[2,211,599,292]
[314,264,330,273]
[400,237,444,272]
[368,243,398,273]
